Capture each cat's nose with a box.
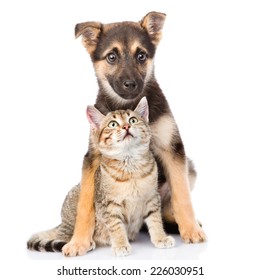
[123,124,130,130]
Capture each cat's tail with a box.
[27,225,69,252]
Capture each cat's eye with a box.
[108,121,119,128]
[129,117,138,125]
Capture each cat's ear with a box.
[134,97,149,122]
[86,106,105,129]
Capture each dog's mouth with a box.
[119,92,141,100]
[115,85,144,100]
[107,76,145,100]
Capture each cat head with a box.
[87,97,150,157]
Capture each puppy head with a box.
[75,12,166,100]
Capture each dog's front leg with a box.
[62,151,100,257]
[150,114,206,243]
[161,151,206,243]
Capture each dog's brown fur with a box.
[62,11,206,257]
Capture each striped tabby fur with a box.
[27,98,174,256]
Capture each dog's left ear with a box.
[75,21,102,54]
[140,11,166,45]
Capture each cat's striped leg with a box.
[144,198,175,249]
[108,218,131,257]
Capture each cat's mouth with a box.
[123,131,134,140]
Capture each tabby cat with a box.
[27,97,175,256]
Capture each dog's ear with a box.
[75,21,102,54]
[140,11,166,45]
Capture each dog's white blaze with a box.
[150,114,177,150]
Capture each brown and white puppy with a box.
[62,11,206,257]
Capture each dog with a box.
[62,11,207,257]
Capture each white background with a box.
[0,0,261,279]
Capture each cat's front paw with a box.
[153,235,175,249]
[113,244,132,257]
[62,239,96,257]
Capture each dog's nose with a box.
[123,80,137,91]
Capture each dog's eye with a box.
[106,53,117,64]
[137,52,147,63]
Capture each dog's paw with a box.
[180,224,207,243]
[113,244,132,257]
[62,239,95,257]
[153,235,175,249]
